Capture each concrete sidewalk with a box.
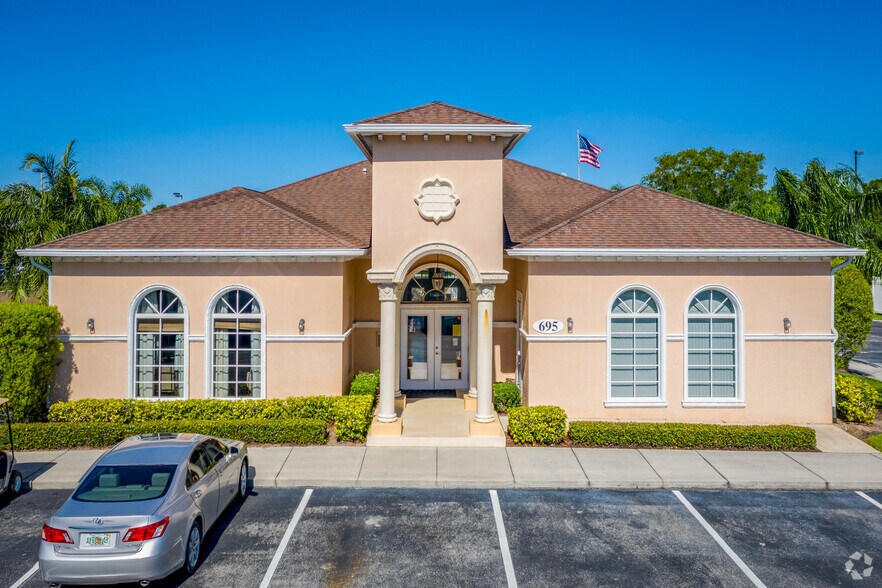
[13,444,882,491]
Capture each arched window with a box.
[402,266,468,303]
[609,288,663,401]
[686,288,740,401]
[210,288,264,398]
[132,288,186,399]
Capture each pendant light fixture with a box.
[432,255,444,291]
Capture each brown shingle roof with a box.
[353,102,518,125]
[31,160,850,253]
[32,186,360,250]
[516,185,851,250]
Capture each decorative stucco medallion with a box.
[414,177,459,224]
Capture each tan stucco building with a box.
[20,102,862,437]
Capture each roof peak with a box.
[352,101,521,126]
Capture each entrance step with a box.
[366,396,506,447]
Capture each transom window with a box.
[609,288,661,400]
[686,289,739,400]
[133,288,186,399]
[402,267,468,303]
[210,289,263,398]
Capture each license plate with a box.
[80,533,117,549]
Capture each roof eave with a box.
[343,123,532,161]
[17,247,370,263]
[505,247,865,262]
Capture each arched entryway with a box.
[400,263,470,391]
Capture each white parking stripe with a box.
[672,491,767,588]
[856,491,882,511]
[259,488,313,588]
[9,563,39,588]
[489,490,518,588]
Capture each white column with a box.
[475,284,496,423]
[468,287,478,398]
[377,283,398,422]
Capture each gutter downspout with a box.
[830,256,854,423]
[28,257,52,305]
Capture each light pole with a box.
[855,150,864,179]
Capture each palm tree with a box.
[0,141,152,301]
[774,159,882,278]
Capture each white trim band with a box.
[744,333,836,341]
[59,334,127,342]
[17,247,368,262]
[266,328,353,343]
[506,247,864,262]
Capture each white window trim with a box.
[683,285,745,406]
[205,285,267,400]
[127,285,189,401]
[606,285,667,407]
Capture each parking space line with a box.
[856,491,882,511]
[672,491,766,588]
[259,488,313,588]
[489,490,518,588]
[10,563,39,588]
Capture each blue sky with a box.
[1,0,880,208]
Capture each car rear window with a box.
[73,465,177,502]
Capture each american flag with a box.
[578,134,603,168]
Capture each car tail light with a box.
[42,524,74,544]
[123,517,170,542]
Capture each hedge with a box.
[47,395,375,442]
[567,421,816,450]
[0,418,328,451]
[507,405,567,445]
[867,434,882,453]
[349,371,380,396]
[834,263,873,369]
[836,374,878,424]
[493,382,522,412]
[0,302,63,422]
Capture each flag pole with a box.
[576,128,581,181]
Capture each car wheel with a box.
[184,520,202,575]
[9,470,23,496]
[237,460,249,501]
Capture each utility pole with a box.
[855,150,864,179]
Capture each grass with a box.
[843,373,882,408]
[868,434,882,452]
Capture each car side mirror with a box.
[229,446,239,456]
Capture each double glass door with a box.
[401,308,469,390]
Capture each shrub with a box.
[834,263,873,369]
[349,371,380,396]
[333,395,375,442]
[47,395,375,443]
[0,418,328,451]
[0,302,63,422]
[867,434,882,452]
[493,382,522,412]
[567,421,815,450]
[507,405,567,445]
[836,374,878,424]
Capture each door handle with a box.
[194,489,202,498]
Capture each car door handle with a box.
[194,489,202,498]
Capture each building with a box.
[19,102,862,439]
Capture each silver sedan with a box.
[39,433,249,586]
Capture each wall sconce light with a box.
[86,318,95,334]
[783,317,791,334]
[298,319,305,335]
[567,317,574,334]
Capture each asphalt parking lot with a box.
[3,487,882,587]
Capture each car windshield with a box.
[73,464,177,503]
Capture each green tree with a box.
[866,178,882,194]
[833,263,873,370]
[775,160,882,278]
[642,147,779,221]
[608,183,625,192]
[0,141,152,301]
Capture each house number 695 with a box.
[532,319,563,334]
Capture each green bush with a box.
[836,374,878,424]
[0,418,328,451]
[493,382,522,412]
[48,395,376,443]
[507,405,567,445]
[867,434,882,452]
[0,302,63,422]
[834,263,873,369]
[567,421,816,450]
[349,371,380,396]
[333,395,375,442]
